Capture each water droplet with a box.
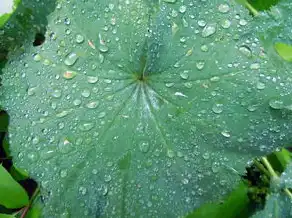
[239,45,252,57]
[211,162,220,173]
[196,61,205,70]
[269,99,284,110]
[212,103,223,114]
[139,141,150,153]
[198,20,206,27]
[104,175,112,182]
[250,63,260,70]
[179,5,187,13]
[218,4,230,13]
[92,169,98,175]
[27,87,37,96]
[165,83,174,88]
[180,70,189,80]
[221,131,231,138]
[79,123,95,131]
[220,19,231,29]
[59,138,73,154]
[87,76,99,84]
[202,23,217,37]
[182,178,189,185]
[163,0,176,2]
[73,99,82,106]
[98,112,106,119]
[60,169,68,178]
[64,17,71,25]
[167,149,175,158]
[247,105,258,112]
[201,45,209,52]
[79,186,87,195]
[33,54,42,62]
[51,89,62,98]
[239,19,248,26]
[56,110,71,118]
[32,137,39,145]
[81,89,91,98]
[63,71,77,79]
[99,44,109,53]
[202,152,210,160]
[86,101,99,109]
[76,34,84,43]
[64,52,79,66]
[256,82,265,90]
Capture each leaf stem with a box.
[20,186,40,218]
[284,188,292,199]
[254,160,270,177]
[244,1,259,17]
[262,157,278,178]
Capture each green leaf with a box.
[9,166,29,181]
[247,0,280,11]
[0,214,15,218]
[186,182,250,218]
[274,42,292,62]
[0,165,29,209]
[25,203,42,218]
[1,0,292,217]
[0,0,21,27]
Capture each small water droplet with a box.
[104,175,112,182]
[269,99,284,110]
[212,103,223,114]
[81,89,91,98]
[79,123,95,131]
[239,19,248,26]
[179,5,187,13]
[180,70,189,80]
[250,63,260,70]
[221,131,231,138]
[239,45,252,57]
[59,138,73,154]
[76,34,84,43]
[196,61,205,70]
[33,54,42,62]
[256,82,265,90]
[139,141,150,153]
[63,71,77,79]
[27,87,37,96]
[165,83,174,88]
[99,44,109,53]
[98,112,106,119]
[79,186,87,195]
[182,178,189,185]
[198,20,206,27]
[73,99,82,106]
[51,89,62,98]
[218,4,230,13]
[202,23,217,37]
[86,101,99,109]
[167,149,175,158]
[202,152,210,160]
[64,52,79,66]
[92,169,98,175]
[201,45,209,52]
[220,19,231,29]
[60,169,68,178]
[87,76,99,84]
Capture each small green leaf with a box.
[186,182,250,218]
[0,214,15,218]
[0,165,29,208]
[274,42,292,62]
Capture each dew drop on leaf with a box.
[218,4,230,13]
[239,45,252,57]
[212,103,223,114]
[64,52,79,66]
[269,99,284,110]
[202,23,217,37]
[75,34,84,43]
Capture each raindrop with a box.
[221,131,231,138]
[256,82,265,90]
[202,152,210,160]
[79,186,87,195]
[75,34,84,43]
[198,20,206,27]
[104,175,112,182]
[73,99,82,106]
[79,123,95,131]
[239,45,252,57]
[81,89,91,98]
[60,169,68,178]
[196,61,205,70]
[163,0,176,2]
[98,112,106,119]
[92,169,98,175]
[218,4,230,13]
[33,54,42,62]
[99,44,109,53]
[167,149,175,158]
[182,178,189,185]
[139,141,150,153]
[86,101,99,109]
[250,63,260,70]
[87,76,99,84]
[180,70,189,80]
[212,103,223,114]
[27,87,37,96]
[63,71,77,79]
[64,52,79,66]
[51,89,62,98]
[165,83,174,88]
[58,138,73,154]
[220,19,231,29]
[179,5,187,13]
[202,23,217,37]
[239,19,248,26]
[201,45,209,52]
[269,99,284,110]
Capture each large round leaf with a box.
[1,0,292,217]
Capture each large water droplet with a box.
[180,70,189,80]
[218,4,230,13]
[269,99,284,110]
[139,141,150,153]
[63,71,77,80]
[239,45,252,58]
[202,23,217,37]
[87,76,99,84]
[212,103,223,114]
[64,52,79,66]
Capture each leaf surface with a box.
[1,0,292,217]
